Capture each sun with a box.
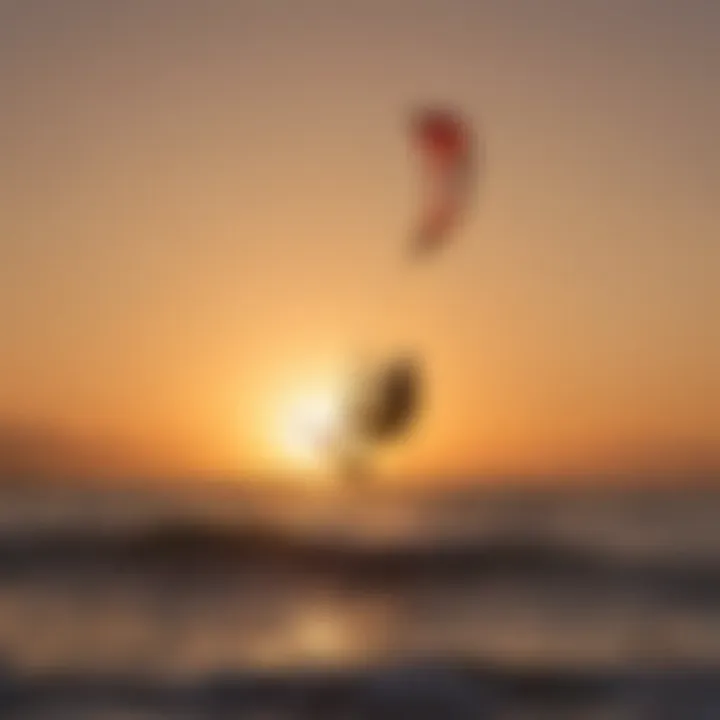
[277,388,343,467]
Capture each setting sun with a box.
[277,388,344,469]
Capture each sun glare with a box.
[278,388,342,467]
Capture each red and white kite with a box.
[408,107,482,259]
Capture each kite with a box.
[408,107,481,259]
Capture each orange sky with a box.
[1,1,718,480]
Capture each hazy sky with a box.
[1,0,718,479]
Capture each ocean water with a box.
[0,478,719,718]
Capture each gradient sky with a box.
[1,0,718,480]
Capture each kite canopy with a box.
[408,106,480,259]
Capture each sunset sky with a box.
[1,0,718,481]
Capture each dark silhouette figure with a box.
[353,356,422,442]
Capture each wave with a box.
[2,521,720,604]
[1,659,719,718]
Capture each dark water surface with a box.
[1,479,719,717]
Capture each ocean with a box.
[0,477,718,718]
